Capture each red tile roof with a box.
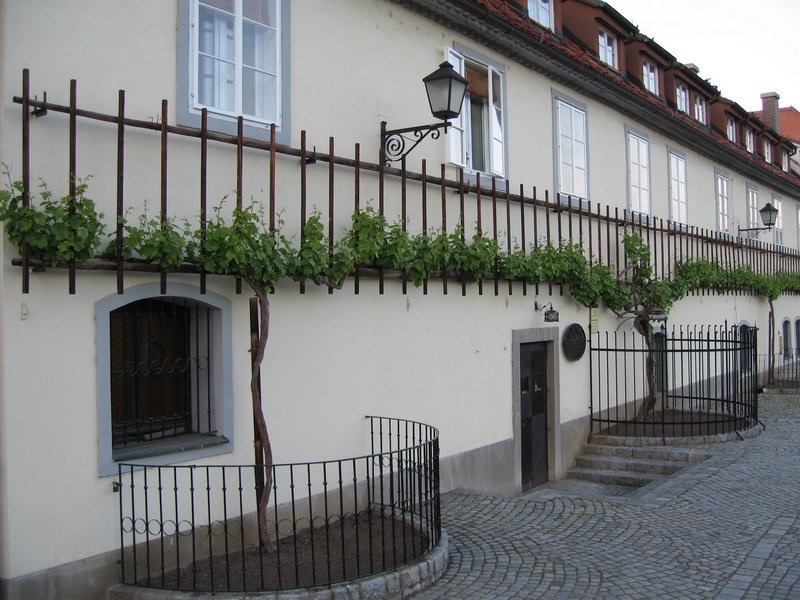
[469,0,800,186]
[755,107,800,143]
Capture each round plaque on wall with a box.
[562,323,587,361]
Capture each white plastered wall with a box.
[0,0,798,581]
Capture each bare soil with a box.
[157,510,429,592]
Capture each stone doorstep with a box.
[575,454,685,475]
[581,443,712,463]
[106,531,449,600]
[568,467,659,487]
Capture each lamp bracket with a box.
[381,120,449,166]
[737,225,772,239]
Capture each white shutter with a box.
[489,66,504,176]
[447,47,466,167]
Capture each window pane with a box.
[198,55,235,111]
[559,105,572,137]
[199,4,235,62]
[201,0,234,13]
[469,96,486,172]
[492,71,502,109]
[492,137,504,174]
[243,68,277,120]
[243,0,276,27]
[449,124,465,166]
[243,20,277,73]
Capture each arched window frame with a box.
[96,283,233,476]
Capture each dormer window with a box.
[726,117,737,142]
[694,96,707,125]
[745,128,755,153]
[527,0,552,29]
[764,140,772,163]
[642,60,658,94]
[782,150,790,172]
[598,28,617,68]
[676,84,689,114]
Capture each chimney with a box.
[760,92,780,131]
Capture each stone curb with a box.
[590,422,764,447]
[762,387,800,395]
[106,531,449,600]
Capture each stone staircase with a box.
[568,436,713,488]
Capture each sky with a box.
[605,0,800,113]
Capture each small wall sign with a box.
[562,323,587,361]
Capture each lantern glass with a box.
[423,61,468,121]
[759,202,779,228]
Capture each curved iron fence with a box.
[116,416,440,592]
[590,324,759,437]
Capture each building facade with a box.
[1,0,799,598]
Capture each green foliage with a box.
[0,176,105,265]
[287,211,354,287]
[3,175,800,311]
[347,206,388,266]
[194,203,290,290]
[115,207,189,271]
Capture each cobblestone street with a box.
[414,394,800,599]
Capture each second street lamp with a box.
[381,61,468,166]
[738,202,780,238]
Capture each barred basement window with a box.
[97,284,232,476]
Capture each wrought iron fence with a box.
[590,324,759,437]
[757,352,800,388]
[116,416,440,592]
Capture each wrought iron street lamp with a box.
[738,202,779,238]
[380,61,468,165]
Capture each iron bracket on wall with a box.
[31,91,48,117]
[380,120,449,166]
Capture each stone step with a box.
[582,444,712,464]
[575,454,685,475]
[568,467,659,488]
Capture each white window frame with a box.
[726,117,737,143]
[773,196,783,245]
[447,46,507,179]
[782,150,790,172]
[747,185,759,229]
[176,0,292,144]
[598,28,617,68]
[694,96,707,125]
[627,129,650,215]
[554,95,589,201]
[642,60,658,95]
[715,171,730,233]
[745,128,755,153]
[676,83,689,114]
[668,150,687,224]
[190,0,282,126]
[797,206,800,250]
[764,140,773,163]
[527,0,553,29]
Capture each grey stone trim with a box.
[511,327,563,491]
[95,283,234,477]
[106,531,449,600]
[389,0,800,199]
[0,548,120,600]
[439,438,515,496]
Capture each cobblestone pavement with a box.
[413,394,800,599]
